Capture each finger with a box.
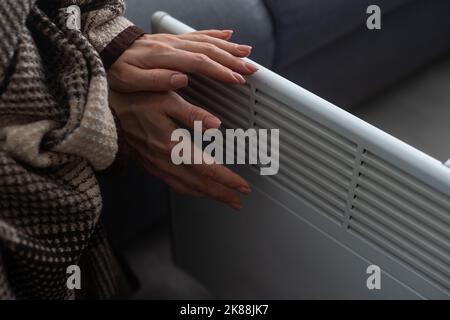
[149,137,245,209]
[167,95,222,129]
[130,46,246,84]
[176,165,243,210]
[165,135,251,194]
[189,29,234,40]
[170,50,246,84]
[174,40,257,75]
[148,152,242,209]
[134,153,200,193]
[193,162,251,194]
[201,179,243,210]
[161,172,204,197]
[123,65,189,91]
[179,33,252,58]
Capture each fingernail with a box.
[233,72,246,84]
[236,45,252,54]
[221,30,233,41]
[205,116,221,128]
[170,74,188,89]
[238,186,252,194]
[245,63,258,73]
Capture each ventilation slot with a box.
[181,75,251,129]
[179,74,450,290]
[350,151,450,291]
[253,90,356,222]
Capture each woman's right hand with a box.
[109,90,252,210]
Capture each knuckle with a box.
[196,34,208,41]
[193,53,209,64]
[203,43,216,53]
[202,166,216,180]
[149,70,168,86]
[145,41,169,51]
[158,33,175,41]
[187,106,200,123]
[146,73,159,87]
[142,34,154,41]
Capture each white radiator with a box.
[152,12,450,299]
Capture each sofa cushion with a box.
[263,0,416,68]
[275,0,450,108]
[124,0,275,67]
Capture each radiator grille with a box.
[350,151,450,291]
[253,90,356,222]
[180,76,450,291]
[181,75,251,129]
[181,77,356,222]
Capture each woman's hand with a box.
[108,30,258,93]
[110,90,252,210]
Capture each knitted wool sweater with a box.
[0,0,143,299]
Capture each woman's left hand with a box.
[108,29,258,93]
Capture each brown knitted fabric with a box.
[0,0,138,299]
[101,26,145,69]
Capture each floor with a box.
[118,55,450,300]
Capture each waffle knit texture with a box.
[0,0,142,299]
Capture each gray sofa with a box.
[99,0,450,296]
[125,0,450,108]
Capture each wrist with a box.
[100,26,145,70]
